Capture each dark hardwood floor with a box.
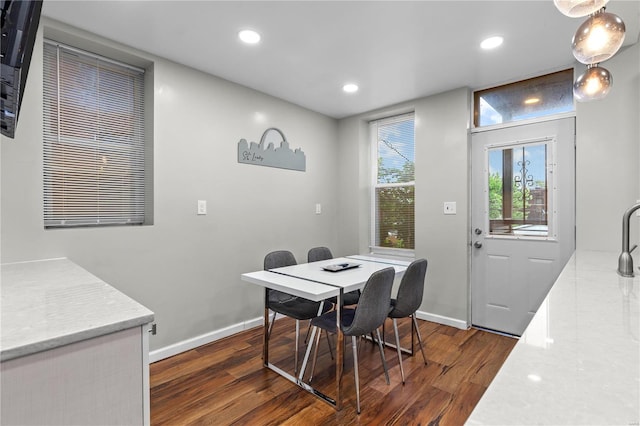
[150,316,516,425]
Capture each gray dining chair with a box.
[303,267,395,413]
[307,246,360,306]
[388,258,428,384]
[264,250,331,374]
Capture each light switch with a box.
[315,203,322,214]
[197,200,207,215]
[444,201,456,215]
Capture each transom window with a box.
[474,69,574,128]
[370,113,415,251]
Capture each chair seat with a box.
[388,298,403,318]
[328,290,360,306]
[310,308,356,334]
[269,295,332,321]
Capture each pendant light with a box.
[572,9,626,64]
[573,64,612,101]
[554,1,626,102]
[553,0,609,18]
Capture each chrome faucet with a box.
[618,202,640,277]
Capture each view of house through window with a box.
[488,142,549,237]
[371,113,415,250]
[43,41,146,228]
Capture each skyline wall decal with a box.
[237,127,306,172]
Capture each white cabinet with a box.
[1,258,154,425]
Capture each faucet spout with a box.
[618,202,640,277]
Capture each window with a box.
[43,40,146,228]
[474,69,574,128]
[370,113,415,251]
[487,139,555,238]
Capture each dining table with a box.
[241,254,409,410]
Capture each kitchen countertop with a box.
[467,250,639,425]
[1,258,154,362]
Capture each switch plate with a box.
[444,201,456,215]
[197,200,207,215]
[315,203,322,214]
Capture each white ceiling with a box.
[41,0,640,119]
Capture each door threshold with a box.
[472,325,520,339]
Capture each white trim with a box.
[150,309,468,363]
[415,309,468,330]
[148,316,263,363]
[470,111,575,134]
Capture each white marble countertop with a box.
[1,258,154,362]
[467,250,639,425]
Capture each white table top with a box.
[466,250,639,425]
[1,258,154,362]
[241,270,339,302]
[269,257,407,293]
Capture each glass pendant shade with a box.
[553,0,609,17]
[573,65,612,101]
[572,11,626,64]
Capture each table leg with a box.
[263,288,269,367]
[335,288,343,411]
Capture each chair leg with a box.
[294,319,300,374]
[375,328,390,385]
[309,327,323,382]
[352,336,361,414]
[325,330,334,360]
[412,314,428,365]
[303,320,312,344]
[298,325,317,381]
[268,311,277,339]
[392,318,405,384]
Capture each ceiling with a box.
[41,1,640,119]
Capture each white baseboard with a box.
[150,311,467,363]
[415,309,468,330]
[149,316,263,363]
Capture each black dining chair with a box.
[307,246,360,306]
[303,267,395,413]
[264,250,331,374]
[388,258,428,384]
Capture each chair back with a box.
[307,246,333,262]
[391,258,428,318]
[343,267,395,337]
[264,250,297,270]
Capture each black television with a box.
[1,0,42,139]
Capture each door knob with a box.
[474,241,483,249]
[474,228,482,235]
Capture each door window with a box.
[486,139,555,238]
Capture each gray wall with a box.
[1,20,340,351]
[2,19,638,353]
[575,42,640,252]
[336,88,471,324]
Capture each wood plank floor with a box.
[150,317,516,425]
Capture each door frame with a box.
[467,116,576,334]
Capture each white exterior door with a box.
[471,118,575,336]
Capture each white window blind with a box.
[43,41,145,228]
[370,113,415,250]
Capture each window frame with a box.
[42,39,149,229]
[369,112,416,256]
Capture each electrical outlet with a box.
[197,200,207,215]
[444,201,457,215]
[315,203,322,214]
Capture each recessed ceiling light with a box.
[481,36,504,50]
[524,97,541,105]
[343,83,359,93]
[239,30,261,44]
